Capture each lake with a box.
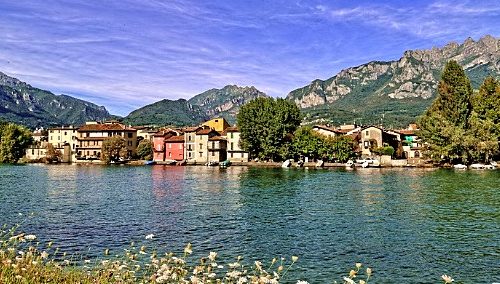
[0,164,498,283]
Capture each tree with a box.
[136,139,153,160]
[291,126,323,160]
[45,143,62,163]
[237,97,302,161]
[0,122,32,163]
[418,61,474,163]
[101,136,128,164]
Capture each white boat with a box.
[345,160,354,168]
[453,164,467,170]
[484,164,496,170]
[315,160,324,168]
[361,161,369,168]
[470,163,485,170]
[281,159,291,168]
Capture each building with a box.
[76,121,137,160]
[193,128,219,164]
[208,136,227,162]
[182,126,201,162]
[223,126,249,162]
[397,128,423,159]
[25,142,48,161]
[201,117,230,133]
[165,135,185,161]
[135,126,158,142]
[312,125,344,137]
[48,126,78,162]
[360,126,400,156]
[152,129,184,162]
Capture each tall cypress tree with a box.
[418,61,473,163]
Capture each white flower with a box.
[441,274,454,283]
[145,234,154,240]
[343,277,355,284]
[25,234,37,241]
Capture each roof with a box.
[182,126,201,133]
[165,135,185,142]
[196,128,218,135]
[225,126,239,132]
[48,126,78,131]
[396,130,417,135]
[209,136,226,141]
[78,123,136,132]
[313,125,344,134]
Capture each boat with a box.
[281,159,291,168]
[345,160,354,168]
[490,161,498,167]
[315,160,324,168]
[296,160,304,168]
[206,161,218,167]
[361,161,369,168]
[219,160,231,168]
[144,160,156,165]
[453,164,467,170]
[470,163,485,169]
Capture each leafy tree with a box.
[0,122,32,163]
[101,136,128,164]
[136,139,153,160]
[325,135,357,162]
[237,97,302,161]
[291,127,356,162]
[45,143,62,163]
[418,61,474,163]
[372,146,395,157]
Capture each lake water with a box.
[0,164,498,283]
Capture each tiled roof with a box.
[396,130,417,135]
[165,135,185,142]
[196,128,217,135]
[209,136,226,141]
[182,126,201,133]
[78,123,135,132]
[313,125,344,134]
[225,126,239,132]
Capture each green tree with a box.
[136,139,153,160]
[291,126,322,160]
[324,135,356,162]
[101,136,128,164]
[418,61,474,163]
[237,97,302,161]
[0,122,32,163]
[45,143,62,163]
[467,77,500,161]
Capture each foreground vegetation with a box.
[0,226,460,283]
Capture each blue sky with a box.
[0,0,498,115]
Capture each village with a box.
[24,117,424,167]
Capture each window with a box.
[215,119,218,122]
[64,132,67,136]
[93,151,97,156]
[179,144,182,149]
[230,153,233,158]
[50,130,53,133]
[32,149,35,155]
[86,133,90,137]
[128,141,132,146]
[199,152,202,157]
[241,153,244,158]
[365,131,369,136]
[188,152,192,158]
[128,133,133,138]
[188,135,192,141]
[212,141,215,149]
[212,152,215,157]
[364,141,370,148]
[58,136,60,140]
[230,132,233,139]
[230,142,234,150]
[169,144,172,148]
[199,143,203,149]
[169,152,172,158]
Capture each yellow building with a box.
[201,118,230,133]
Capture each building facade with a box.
[193,128,219,163]
[76,122,137,160]
[224,127,249,162]
[165,136,185,161]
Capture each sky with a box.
[0,0,498,116]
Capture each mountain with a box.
[124,85,267,126]
[0,72,112,128]
[122,98,208,126]
[188,85,267,123]
[287,35,500,127]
